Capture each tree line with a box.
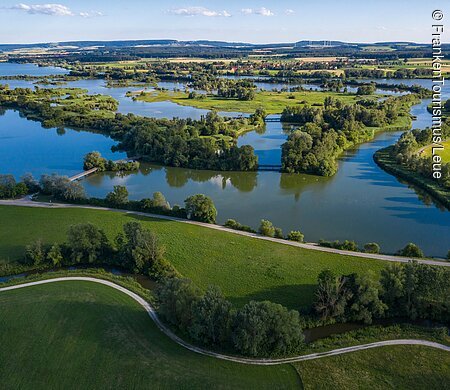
[0,87,259,172]
[280,94,417,176]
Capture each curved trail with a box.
[2,277,449,365]
[1,200,449,267]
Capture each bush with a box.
[259,220,275,237]
[287,231,304,242]
[25,239,47,266]
[105,185,129,207]
[319,239,359,252]
[274,227,284,239]
[397,243,424,258]
[232,301,304,357]
[184,194,217,223]
[364,242,381,254]
[224,219,256,233]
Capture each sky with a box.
[0,0,448,44]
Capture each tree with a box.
[21,173,40,193]
[156,277,201,330]
[184,194,217,223]
[189,285,233,346]
[232,300,304,357]
[356,84,376,95]
[106,185,129,207]
[274,227,283,239]
[67,223,110,264]
[25,239,46,266]
[47,243,64,267]
[344,273,386,324]
[152,191,170,209]
[259,220,275,237]
[287,231,304,242]
[398,243,424,258]
[83,151,106,171]
[117,222,168,275]
[364,242,380,254]
[314,269,349,321]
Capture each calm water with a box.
[0,63,449,256]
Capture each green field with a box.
[0,205,387,310]
[422,140,450,163]
[135,89,372,114]
[0,281,298,389]
[295,345,450,389]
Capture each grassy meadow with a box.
[0,205,388,310]
[0,281,299,389]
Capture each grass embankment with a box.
[0,205,388,311]
[422,140,450,163]
[374,146,450,210]
[134,89,376,114]
[0,281,299,389]
[296,345,450,389]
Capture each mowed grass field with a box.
[135,89,370,114]
[422,140,450,163]
[0,281,299,389]
[295,345,450,389]
[0,206,387,310]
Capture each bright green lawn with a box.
[0,281,299,389]
[295,345,450,389]
[0,206,388,310]
[135,90,372,114]
[422,140,450,163]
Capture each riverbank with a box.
[374,146,450,210]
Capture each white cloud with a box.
[169,7,231,17]
[241,7,274,16]
[9,3,103,17]
[285,9,295,15]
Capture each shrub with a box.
[105,185,129,207]
[224,219,256,233]
[364,242,381,254]
[184,194,217,223]
[287,231,304,242]
[25,239,47,266]
[397,243,424,258]
[274,227,284,239]
[259,219,275,237]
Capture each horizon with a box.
[0,0,448,44]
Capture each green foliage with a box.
[184,194,217,223]
[259,219,275,237]
[40,174,86,201]
[281,95,415,176]
[224,219,256,233]
[156,277,201,329]
[380,262,450,321]
[189,286,234,346]
[274,227,284,239]
[319,239,359,252]
[116,222,171,277]
[46,243,63,267]
[0,174,28,199]
[363,242,380,254]
[397,243,424,258]
[83,151,106,171]
[287,231,304,242]
[105,185,129,207]
[232,300,304,357]
[356,84,376,95]
[25,239,47,266]
[67,223,110,264]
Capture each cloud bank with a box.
[168,7,231,17]
[9,3,102,17]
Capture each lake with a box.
[0,63,449,256]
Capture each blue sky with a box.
[0,0,448,44]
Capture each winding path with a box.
[1,199,449,267]
[1,276,449,365]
